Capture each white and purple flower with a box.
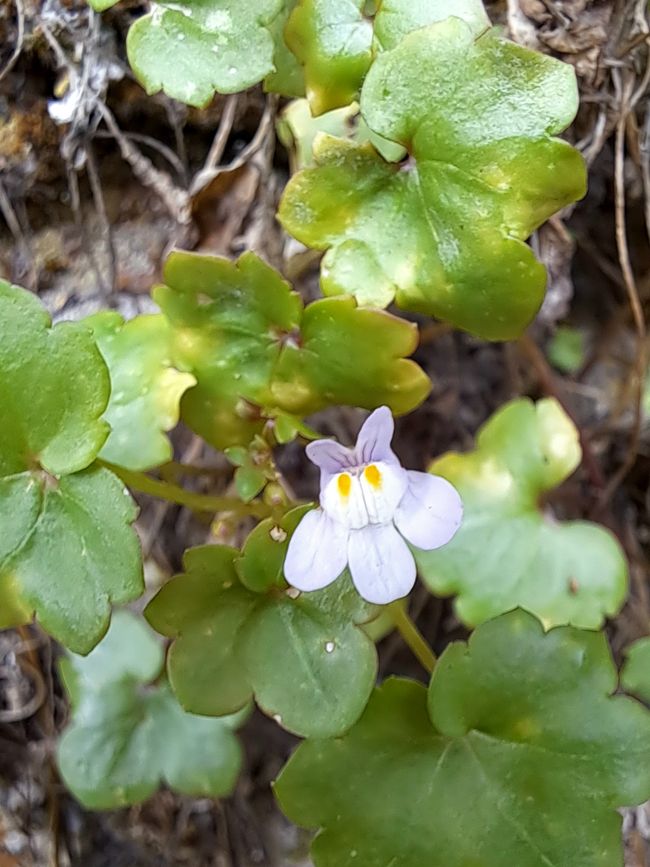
[284,407,463,605]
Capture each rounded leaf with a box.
[285,0,373,115]
[280,21,586,339]
[57,611,243,809]
[88,312,196,472]
[0,280,109,477]
[271,295,431,416]
[415,398,627,629]
[276,610,650,867]
[622,638,650,703]
[145,542,378,737]
[0,467,144,653]
[157,251,429,449]
[127,0,283,107]
[155,251,302,449]
[145,546,256,717]
[240,585,377,737]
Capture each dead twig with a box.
[203,95,239,174]
[0,0,25,84]
[66,162,110,295]
[85,140,117,294]
[0,659,46,723]
[94,129,187,180]
[96,100,192,225]
[190,96,275,197]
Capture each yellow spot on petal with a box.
[338,472,351,498]
[364,464,382,489]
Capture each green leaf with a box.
[58,611,242,809]
[88,0,120,10]
[0,282,143,653]
[265,0,305,97]
[59,608,164,708]
[372,0,489,50]
[155,251,302,449]
[145,542,378,737]
[0,468,143,653]
[622,638,650,703]
[146,546,257,717]
[285,0,373,115]
[88,312,196,472]
[416,398,627,629]
[156,251,430,450]
[273,412,323,444]
[279,21,585,339]
[234,465,267,502]
[0,280,109,477]
[284,0,489,115]
[276,609,650,867]
[548,325,586,374]
[126,0,283,108]
[239,576,377,737]
[236,505,311,592]
[278,98,404,174]
[270,295,429,416]
[278,99,360,170]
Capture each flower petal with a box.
[321,470,369,529]
[306,439,356,479]
[358,460,407,524]
[348,523,416,604]
[284,509,349,592]
[355,406,399,465]
[394,471,463,550]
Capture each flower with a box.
[284,407,463,604]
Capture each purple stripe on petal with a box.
[355,406,398,465]
[306,439,356,476]
[394,471,463,551]
[348,523,416,605]
[284,508,349,592]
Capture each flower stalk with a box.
[103,463,272,519]
[390,602,436,674]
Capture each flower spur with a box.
[284,407,463,604]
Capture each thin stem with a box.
[103,463,272,518]
[390,602,436,674]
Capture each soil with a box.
[1,0,650,864]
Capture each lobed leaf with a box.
[236,505,311,592]
[285,0,373,115]
[280,20,585,339]
[285,0,488,114]
[0,280,109,477]
[156,250,430,450]
[372,0,489,50]
[0,282,143,653]
[416,398,627,629]
[145,533,378,737]
[277,99,360,171]
[88,312,196,472]
[155,251,302,449]
[87,0,121,10]
[276,609,650,867]
[270,295,428,416]
[622,638,650,703]
[127,0,284,107]
[58,611,243,809]
[265,0,305,97]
